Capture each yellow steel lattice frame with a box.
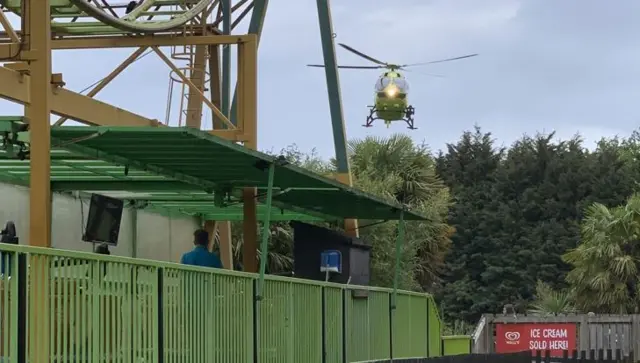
[0,1,259,256]
[0,1,255,359]
[0,2,421,360]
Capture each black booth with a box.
[292,222,371,296]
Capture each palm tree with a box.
[224,222,295,273]
[528,280,575,315]
[347,134,445,204]
[224,138,452,291]
[347,134,452,290]
[563,194,640,313]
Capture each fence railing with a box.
[0,243,442,362]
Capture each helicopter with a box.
[308,43,478,130]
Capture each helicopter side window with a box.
[375,77,391,91]
[394,78,410,92]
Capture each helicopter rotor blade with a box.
[402,53,478,67]
[307,64,383,69]
[338,43,389,67]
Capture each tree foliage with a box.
[563,194,640,313]
[225,136,452,291]
[528,281,574,316]
[347,135,452,290]
[436,126,640,323]
[221,125,640,324]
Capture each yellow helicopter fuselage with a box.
[373,71,410,122]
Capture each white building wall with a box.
[0,183,199,263]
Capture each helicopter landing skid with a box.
[364,106,417,130]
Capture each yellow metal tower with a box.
[0,0,261,271]
[0,0,361,272]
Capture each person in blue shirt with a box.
[180,229,223,268]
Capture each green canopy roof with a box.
[0,120,426,221]
[44,126,426,221]
[0,119,320,221]
[0,150,321,221]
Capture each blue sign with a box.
[320,250,342,273]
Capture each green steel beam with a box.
[0,116,25,131]
[147,205,321,222]
[315,0,350,173]
[229,0,269,125]
[51,180,201,191]
[0,151,88,160]
[56,138,218,191]
[391,209,405,309]
[256,162,275,299]
[0,172,28,187]
[104,194,217,202]
[131,208,138,258]
[221,0,232,124]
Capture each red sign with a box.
[495,323,577,356]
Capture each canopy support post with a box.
[391,209,405,309]
[256,162,276,300]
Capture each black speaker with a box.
[292,222,371,297]
[82,194,124,245]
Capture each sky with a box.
[1,0,639,158]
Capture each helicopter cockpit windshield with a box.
[375,77,390,92]
[374,75,410,93]
[393,78,410,92]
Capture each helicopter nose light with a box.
[385,86,398,97]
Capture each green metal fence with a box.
[0,243,442,362]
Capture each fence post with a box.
[342,288,347,363]
[17,253,26,363]
[321,286,327,363]
[633,315,640,358]
[426,296,430,357]
[157,267,164,363]
[253,279,259,363]
[578,315,589,351]
[388,292,394,360]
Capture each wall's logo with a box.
[504,331,520,345]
